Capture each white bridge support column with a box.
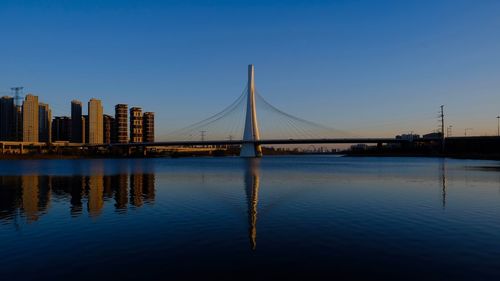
[240,64,263,157]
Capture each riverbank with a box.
[1,147,500,161]
[344,151,500,161]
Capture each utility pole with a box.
[227,135,233,149]
[440,105,445,153]
[497,116,500,137]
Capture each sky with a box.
[1,0,500,139]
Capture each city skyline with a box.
[0,92,155,145]
[1,0,500,138]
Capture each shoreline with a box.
[1,152,500,161]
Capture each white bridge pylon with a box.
[240,64,263,158]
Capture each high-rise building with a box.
[38,103,52,143]
[143,112,155,143]
[16,106,22,141]
[52,116,71,142]
[0,96,17,141]
[103,114,114,144]
[82,115,88,144]
[115,104,128,143]
[71,100,83,143]
[88,99,103,144]
[130,107,143,143]
[22,94,39,142]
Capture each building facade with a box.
[52,116,71,142]
[115,104,128,143]
[130,107,143,143]
[16,106,22,141]
[143,112,155,143]
[71,100,83,143]
[82,115,88,144]
[103,114,115,144]
[38,103,52,143]
[88,99,103,144]
[0,96,17,141]
[22,94,39,142]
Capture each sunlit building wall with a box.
[88,99,103,144]
[22,94,39,142]
[130,107,143,143]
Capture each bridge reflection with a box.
[244,158,260,250]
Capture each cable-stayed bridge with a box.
[101,65,412,157]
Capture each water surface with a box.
[1,156,500,280]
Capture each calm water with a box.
[1,156,500,280]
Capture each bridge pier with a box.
[240,142,262,158]
[240,64,262,158]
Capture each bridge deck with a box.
[1,138,426,149]
[86,138,413,148]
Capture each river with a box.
[1,156,500,280]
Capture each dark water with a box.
[1,156,500,280]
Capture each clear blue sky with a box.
[1,0,500,138]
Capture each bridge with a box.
[1,65,417,157]
[98,64,414,157]
[94,138,409,147]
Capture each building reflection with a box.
[22,175,51,223]
[143,174,155,204]
[130,167,144,208]
[0,168,156,224]
[51,175,85,217]
[113,174,129,212]
[87,175,104,217]
[244,158,261,250]
[21,175,40,222]
[0,176,22,221]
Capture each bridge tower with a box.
[240,64,263,157]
